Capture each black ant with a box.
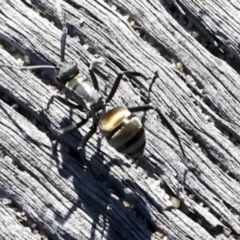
[0,2,186,185]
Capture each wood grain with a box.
[0,0,239,239]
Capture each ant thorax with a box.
[66,73,102,110]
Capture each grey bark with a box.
[0,0,239,239]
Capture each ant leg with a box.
[147,71,159,103]
[52,116,89,163]
[88,57,107,91]
[78,124,111,201]
[77,125,97,152]
[46,95,87,132]
[78,126,108,189]
[45,95,81,111]
[128,105,186,159]
[89,69,99,91]
[56,0,68,62]
[105,71,146,103]
[60,117,89,134]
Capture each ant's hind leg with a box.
[77,126,105,186]
[60,117,88,134]
[78,125,111,203]
[147,71,159,102]
[128,105,186,159]
[77,124,97,152]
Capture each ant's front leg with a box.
[88,57,106,91]
[45,95,80,112]
[105,71,146,103]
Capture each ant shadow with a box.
[51,116,121,239]
[50,115,172,239]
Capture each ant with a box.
[0,1,186,187]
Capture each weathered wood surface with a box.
[0,199,40,240]
[0,0,240,239]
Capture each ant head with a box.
[56,60,79,85]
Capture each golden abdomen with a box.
[99,107,146,158]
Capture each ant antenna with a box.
[0,64,56,71]
[0,1,67,70]
[56,0,68,62]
